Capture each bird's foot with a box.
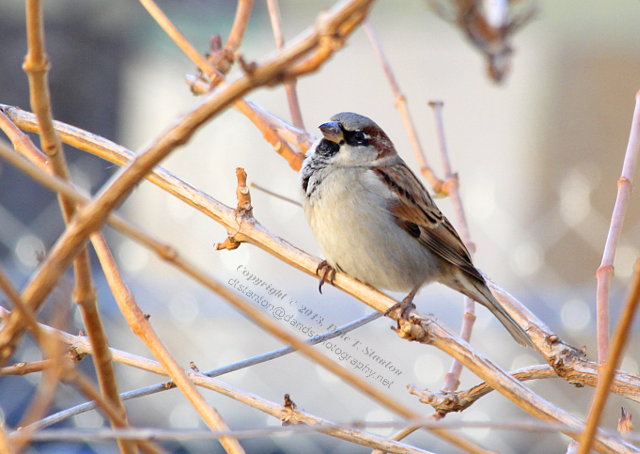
[384,294,417,320]
[316,260,337,294]
[399,295,417,320]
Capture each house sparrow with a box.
[300,112,532,347]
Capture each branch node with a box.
[281,393,300,426]
[618,407,633,435]
[215,237,242,251]
[235,167,254,218]
[237,54,257,76]
[617,175,631,189]
[393,316,429,342]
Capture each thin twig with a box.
[595,90,640,363]
[409,365,559,416]
[364,21,444,192]
[250,182,301,206]
[8,312,429,454]
[25,418,640,442]
[23,311,381,429]
[90,234,245,454]
[140,0,305,170]
[0,265,66,453]
[21,4,132,450]
[0,267,163,454]
[578,260,640,454]
[0,359,54,376]
[429,101,477,392]
[208,0,254,78]
[267,0,305,129]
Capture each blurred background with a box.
[1,0,640,452]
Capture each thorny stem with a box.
[595,90,640,363]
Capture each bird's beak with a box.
[318,121,343,144]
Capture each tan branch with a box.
[140,0,304,170]
[209,0,254,77]
[364,21,443,192]
[7,104,640,451]
[394,316,635,453]
[0,359,54,376]
[21,3,131,449]
[0,267,162,454]
[595,90,640,362]
[8,309,434,454]
[267,0,305,129]
[578,260,640,454]
[90,235,245,454]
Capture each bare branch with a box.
[578,260,640,454]
[394,316,636,453]
[364,21,444,192]
[596,90,640,362]
[0,359,54,376]
[90,234,245,453]
[21,3,133,449]
[267,0,305,129]
[6,309,432,454]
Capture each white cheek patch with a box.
[335,144,377,166]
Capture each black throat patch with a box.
[316,138,340,157]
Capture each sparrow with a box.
[300,112,532,348]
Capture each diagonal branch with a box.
[18,5,132,440]
[7,96,640,450]
[90,234,244,454]
[4,311,430,454]
[0,139,489,454]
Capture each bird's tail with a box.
[460,279,534,348]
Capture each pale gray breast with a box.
[302,167,437,291]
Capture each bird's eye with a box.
[353,131,366,143]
